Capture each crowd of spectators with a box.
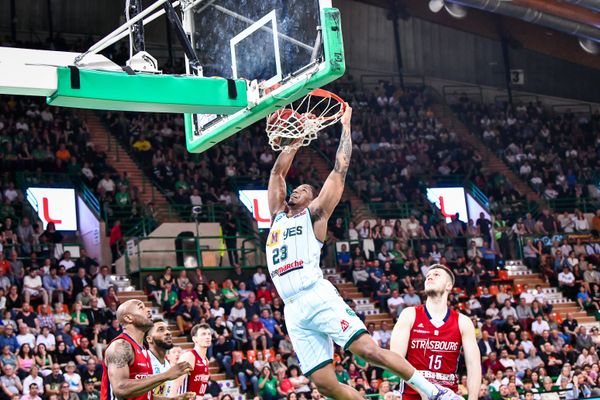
[452,96,600,205]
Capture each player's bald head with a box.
[116,299,143,325]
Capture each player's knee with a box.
[351,337,382,364]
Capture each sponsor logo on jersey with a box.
[345,308,356,317]
[340,320,349,332]
[266,226,304,247]
[267,230,281,247]
[413,329,430,334]
[270,260,304,278]
[193,374,211,382]
[410,338,459,352]
[421,370,457,384]
[434,330,439,336]
[293,210,307,218]
[417,323,424,328]
[137,362,148,367]
[134,373,149,379]
[274,213,285,223]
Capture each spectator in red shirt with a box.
[0,253,11,276]
[482,352,506,375]
[256,284,272,303]
[247,314,268,352]
[108,220,122,263]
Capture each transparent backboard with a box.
[183,0,344,153]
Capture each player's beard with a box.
[424,287,446,299]
[153,338,174,350]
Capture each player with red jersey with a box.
[101,299,191,400]
[178,324,212,398]
[391,264,481,400]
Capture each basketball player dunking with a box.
[178,324,212,399]
[101,300,191,400]
[266,106,462,400]
[391,264,482,400]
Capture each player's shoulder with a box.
[396,306,417,325]
[456,312,475,332]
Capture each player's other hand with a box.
[341,104,352,127]
[167,361,192,379]
[429,385,463,400]
[177,392,197,400]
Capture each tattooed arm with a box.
[309,105,353,241]
[105,339,190,399]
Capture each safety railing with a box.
[442,84,483,105]
[493,93,539,104]
[551,102,592,115]
[359,73,425,90]
[124,234,263,287]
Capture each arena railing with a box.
[123,234,263,286]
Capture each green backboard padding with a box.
[48,68,248,114]
[184,7,346,153]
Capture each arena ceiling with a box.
[350,0,600,69]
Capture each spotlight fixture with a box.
[579,38,599,55]
[445,3,468,18]
[429,0,445,12]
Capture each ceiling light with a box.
[445,3,468,18]
[579,38,599,55]
[429,0,445,12]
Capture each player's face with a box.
[288,184,314,207]
[149,322,173,350]
[129,300,154,330]
[193,328,212,348]
[424,269,452,296]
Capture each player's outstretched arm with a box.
[105,340,190,398]
[459,314,481,400]
[309,105,352,232]
[268,147,298,217]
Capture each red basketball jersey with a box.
[101,333,153,400]
[184,349,210,396]
[401,305,462,399]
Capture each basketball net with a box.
[266,89,346,152]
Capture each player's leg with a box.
[347,336,440,398]
[286,296,365,400]
[312,280,440,399]
[347,334,415,379]
[309,363,365,400]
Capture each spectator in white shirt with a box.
[23,269,48,305]
[58,252,75,272]
[501,300,518,320]
[531,315,550,336]
[252,267,267,287]
[92,266,112,298]
[22,366,44,396]
[387,290,405,317]
[96,173,115,194]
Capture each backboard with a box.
[182,0,345,153]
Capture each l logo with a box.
[253,199,270,223]
[43,197,62,224]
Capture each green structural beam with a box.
[184,7,346,153]
[47,68,248,114]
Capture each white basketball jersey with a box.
[266,208,323,302]
[149,351,172,397]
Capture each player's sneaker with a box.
[429,384,463,400]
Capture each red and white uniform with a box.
[101,333,153,400]
[182,349,210,397]
[401,305,462,400]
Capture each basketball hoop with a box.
[266,89,346,152]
